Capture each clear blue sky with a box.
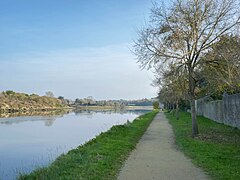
[0,0,156,100]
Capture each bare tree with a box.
[134,0,240,136]
[201,35,240,96]
[45,91,54,98]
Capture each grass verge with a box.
[19,110,158,180]
[165,111,240,180]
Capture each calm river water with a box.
[0,109,150,180]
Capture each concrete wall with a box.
[196,93,240,129]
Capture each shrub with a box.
[153,101,159,109]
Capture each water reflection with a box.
[0,110,68,126]
[0,109,69,118]
[0,108,151,126]
[73,108,151,115]
[0,116,56,127]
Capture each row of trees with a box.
[157,35,240,113]
[73,97,154,107]
[134,0,240,136]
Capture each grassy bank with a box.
[19,110,158,180]
[166,111,240,180]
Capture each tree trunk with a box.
[176,100,179,120]
[172,103,175,115]
[189,69,199,137]
[190,97,198,136]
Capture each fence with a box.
[196,93,240,129]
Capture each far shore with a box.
[72,105,153,110]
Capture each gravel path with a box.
[118,112,209,180]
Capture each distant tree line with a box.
[71,97,155,107]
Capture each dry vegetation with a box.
[0,90,67,113]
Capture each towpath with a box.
[118,112,209,180]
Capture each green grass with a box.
[19,110,158,180]
[166,111,240,180]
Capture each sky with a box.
[0,0,157,100]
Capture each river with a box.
[0,109,150,180]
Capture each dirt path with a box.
[118,112,209,180]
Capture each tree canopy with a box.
[134,0,240,136]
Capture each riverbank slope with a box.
[19,110,158,179]
[0,91,68,113]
